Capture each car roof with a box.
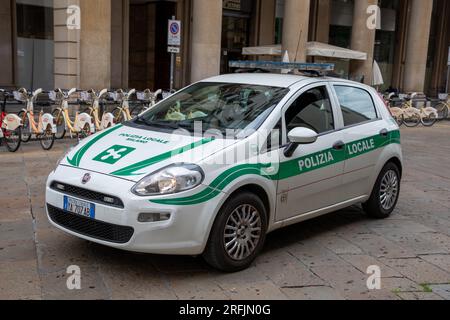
[202,73,368,89]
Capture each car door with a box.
[276,83,346,222]
[331,84,389,201]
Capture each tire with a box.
[18,111,32,142]
[435,103,449,120]
[130,106,144,117]
[402,113,420,127]
[203,192,267,272]
[3,126,21,152]
[112,108,123,124]
[39,126,55,151]
[394,115,403,127]
[421,112,437,127]
[52,109,66,140]
[363,162,401,219]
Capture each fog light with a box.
[103,196,115,204]
[56,183,65,191]
[138,212,171,223]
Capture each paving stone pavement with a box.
[0,123,450,300]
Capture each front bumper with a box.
[45,165,223,255]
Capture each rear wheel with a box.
[39,126,55,150]
[52,109,66,139]
[203,192,267,272]
[363,162,401,219]
[3,126,21,152]
[18,111,32,142]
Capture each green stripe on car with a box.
[151,130,401,206]
[111,137,215,177]
[67,124,123,167]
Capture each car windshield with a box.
[135,82,289,137]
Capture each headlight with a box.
[132,164,204,196]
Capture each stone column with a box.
[0,0,15,87]
[111,0,129,89]
[190,0,222,82]
[315,0,330,43]
[258,0,276,46]
[349,0,377,85]
[79,0,112,90]
[54,0,81,89]
[282,0,310,62]
[403,0,434,93]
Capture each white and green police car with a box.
[46,72,402,272]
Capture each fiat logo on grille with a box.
[81,173,91,184]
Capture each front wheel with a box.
[112,108,124,124]
[3,126,22,152]
[52,109,66,139]
[363,162,401,219]
[17,111,32,142]
[203,192,267,272]
[39,127,55,151]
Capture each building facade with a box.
[1,0,449,95]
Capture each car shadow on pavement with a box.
[84,205,370,275]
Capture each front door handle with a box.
[333,141,345,151]
[380,128,389,137]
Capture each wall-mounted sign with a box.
[223,0,241,11]
[168,20,181,46]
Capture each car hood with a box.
[61,124,237,182]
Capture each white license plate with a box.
[63,196,95,219]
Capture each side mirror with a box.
[284,127,318,157]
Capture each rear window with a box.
[334,86,378,127]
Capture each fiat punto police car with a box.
[46,71,402,272]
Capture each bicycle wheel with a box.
[52,109,66,140]
[112,108,124,124]
[130,105,144,117]
[393,115,403,127]
[3,126,21,152]
[17,111,32,142]
[421,111,438,127]
[39,127,55,151]
[403,112,421,128]
[77,123,92,141]
[434,103,449,120]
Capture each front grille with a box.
[47,204,134,244]
[50,181,124,208]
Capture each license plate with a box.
[63,196,95,219]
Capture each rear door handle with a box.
[333,141,345,151]
[380,129,389,137]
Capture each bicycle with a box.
[397,93,438,127]
[51,88,95,141]
[130,89,162,117]
[16,88,56,150]
[384,93,404,126]
[0,90,22,152]
[111,89,136,123]
[82,89,115,132]
[434,96,450,120]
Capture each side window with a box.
[334,86,378,127]
[284,86,334,138]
